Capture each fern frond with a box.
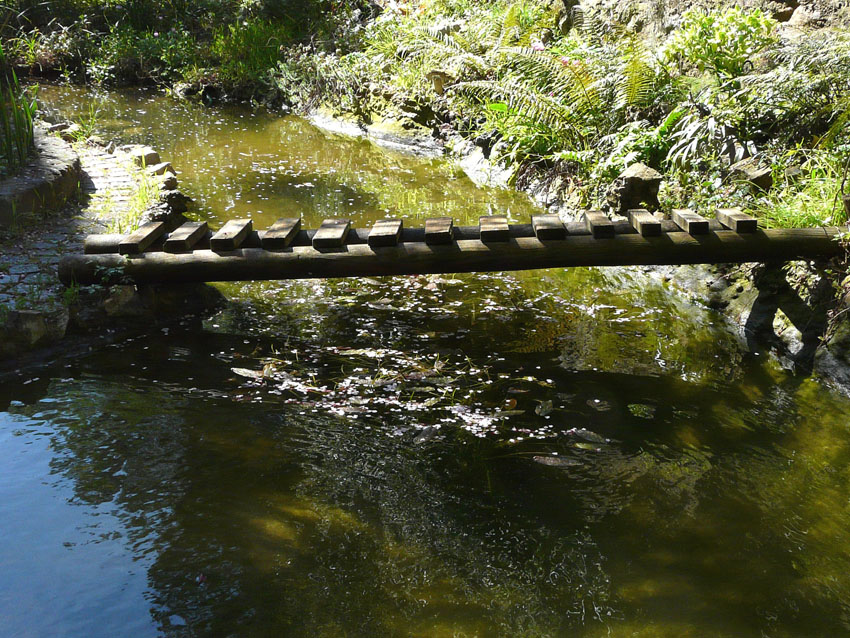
[497,3,522,49]
[451,79,576,130]
[616,37,657,108]
[498,47,604,119]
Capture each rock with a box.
[157,174,179,191]
[605,162,663,214]
[426,70,454,96]
[538,28,555,45]
[729,157,773,192]
[815,313,850,394]
[125,146,161,168]
[554,0,581,34]
[771,2,796,22]
[787,5,823,27]
[103,285,149,318]
[58,124,81,142]
[139,283,226,317]
[6,310,47,346]
[159,190,193,214]
[47,122,71,133]
[138,203,185,227]
[146,162,176,177]
[68,287,110,331]
[0,127,81,228]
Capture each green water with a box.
[2,85,850,637]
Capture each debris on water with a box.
[586,398,612,411]
[231,367,264,380]
[628,403,656,419]
[572,441,602,451]
[535,400,554,416]
[568,427,610,444]
[533,455,582,468]
[414,425,440,443]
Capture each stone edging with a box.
[0,125,81,228]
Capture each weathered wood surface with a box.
[671,208,709,235]
[425,217,454,245]
[118,221,167,255]
[717,208,758,233]
[532,214,566,240]
[262,217,301,250]
[210,219,252,251]
[583,211,614,239]
[164,221,208,253]
[60,227,845,286]
[79,217,810,255]
[628,209,662,237]
[480,215,510,242]
[368,219,403,248]
[313,218,350,248]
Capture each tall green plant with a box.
[0,69,38,176]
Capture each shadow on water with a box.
[2,85,850,637]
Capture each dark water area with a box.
[2,85,850,637]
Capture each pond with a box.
[2,85,850,637]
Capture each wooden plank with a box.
[368,219,403,248]
[480,215,510,242]
[118,221,167,255]
[61,227,845,286]
[671,209,709,235]
[164,221,208,253]
[532,214,566,240]
[425,217,454,245]
[312,218,351,249]
[262,217,301,250]
[583,211,615,239]
[628,209,662,237]
[717,208,758,233]
[210,219,253,251]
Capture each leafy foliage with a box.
[663,7,778,80]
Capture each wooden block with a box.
[262,217,301,250]
[628,209,662,237]
[583,211,614,239]
[164,221,208,252]
[313,218,351,248]
[480,215,510,242]
[210,219,253,251]
[671,208,709,235]
[368,219,403,248]
[425,217,454,245]
[717,208,758,233]
[532,214,566,240]
[118,221,167,255]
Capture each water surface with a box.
[2,85,850,637]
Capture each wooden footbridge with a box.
[58,208,845,286]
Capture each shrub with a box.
[664,8,778,80]
[212,18,293,86]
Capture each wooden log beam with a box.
[59,227,846,286]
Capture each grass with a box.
[750,152,850,228]
[107,163,159,233]
[0,66,38,177]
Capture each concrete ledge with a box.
[0,125,81,228]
